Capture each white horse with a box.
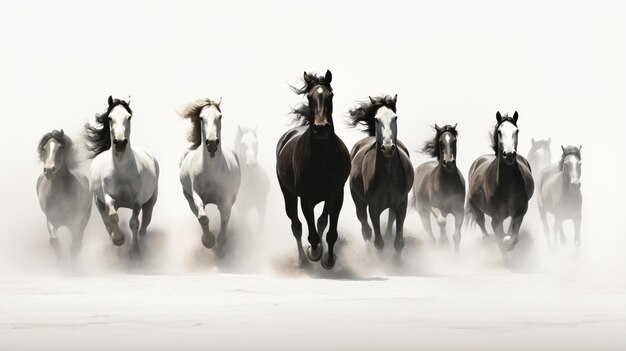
[538,145,582,248]
[234,126,269,229]
[179,98,241,255]
[84,96,159,257]
[36,129,91,260]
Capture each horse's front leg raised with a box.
[104,194,124,246]
[183,191,215,249]
[300,198,322,262]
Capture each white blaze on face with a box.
[109,105,132,142]
[564,155,582,184]
[45,139,59,168]
[498,121,518,155]
[200,105,222,142]
[240,132,258,165]
[375,106,397,148]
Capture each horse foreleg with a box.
[417,207,436,244]
[322,190,344,270]
[368,205,384,250]
[316,201,329,237]
[184,191,214,249]
[453,210,464,253]
[301,198,322,262]
[104,194,124,246]
[385,210,396,238]
[279,182,305,265]
[505,213,524,252]
[129,206,141,258]
[352,188,372,241]
[95,197,114,237]
[46,220,61,257]
[216,203,233,257]
[554,216,566,246]
[431,207,448,246]
[139,188,158,238]
[393,202,407,255]
[574,217,581,248]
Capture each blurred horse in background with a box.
[538,145,582,248]
[36,129,91,261]
[527,137,552,190]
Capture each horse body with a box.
[538,146,582,247]
[466,112,534,251]
[234,126,269,227]
[348,95,413,254]
[413,124,465,251]
[36,130,91,259]
[276,70,351,269]
[84,96,159,256]
[179,98,241,254]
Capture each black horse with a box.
[413,124,465,252]
[466,112,534,252]
[347,95,414,255]
[276,70,351,269]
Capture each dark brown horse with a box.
[276,70,351,269]
[348,95,414,255]
[413,124,465,252]
[466,112,534,252]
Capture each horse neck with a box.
[200,143,226,167]
[111,142,135,168]
[434,161,458,182]
[304,128,335,156]
[494,154,520,184]
[50,163,71,188]
[374,143,401,173]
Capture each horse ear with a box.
[435,124,441,132]
[60,129,64,137]
[561,145,566,153]
[453,123,458,130]
[547,137,551,145]
[127,95,131,106]
[325,70,332,84]
[392,94,398,105]
[513,111,519,122]
[254,125,258,134]
[303,71,311,83]
[108,95,113,107]
[369,96,376,104]
[496,111,502,123]
[237,125,242,134]
[579,145,582,151]
[531,138,536,145]
[217,97,222,107]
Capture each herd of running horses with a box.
[36,70,583,269]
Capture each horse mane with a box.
[559,145,581,170]
[490,115,517,154]
[83,98,132,158]
[178,98,222,150]
[347,95,397,136]
[37,129,79,169]
[421,124,458,160]
[289,72,333,126]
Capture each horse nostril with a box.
[215,139,220,145]
[324,123,331,130]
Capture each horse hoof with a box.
[109,213,119,223]
[112,235,125,246]
[198,214,209,225]
[361,229,372,241]
[503,235,518,251]
[306,245,323,262]
[202,233,216,249]
[321,253,336,270]
[374,238,385,251]
[49,237,60,248]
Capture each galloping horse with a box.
[466,112,534,252]
[36,130,91,260]
[276,70,351,269]
[234,126,269,229]
[347,95,413,255]
[538,145,582,247]
[413,124,465,251]
[527,138,552,175]
[179,98,241,255]
[84,96,159,257]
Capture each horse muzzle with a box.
[43,166,57,179]
[206,139,220,157]
[312,123,331,139]
[570,180,581,189]
[380,144,396,158]
[113,138,128,152]
[502,151,516,165]
[443,159,456,171]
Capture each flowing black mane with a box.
[38,129,78,169]
[490,114,517,154]
[290,71,333,126]
[83,97,132,158]
[421,124,458,160]
[347,95,397,136]
[178,98,222,149]
[559,145,582,170]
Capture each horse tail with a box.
[464,199,479,229]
